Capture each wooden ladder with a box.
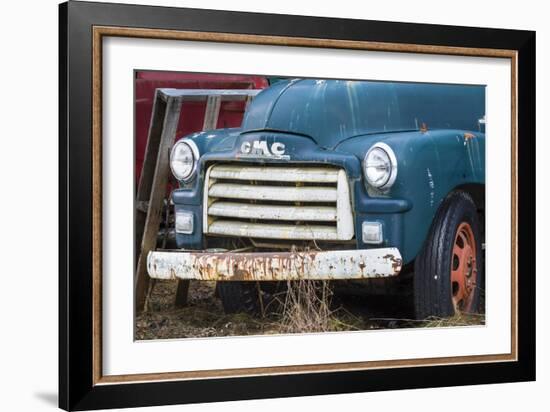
[135,88,260,313]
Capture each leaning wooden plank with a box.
[135,90,166,265]
[160,88,261,100]
[174,279,190,308]
[135,95,183,313]
[202,95,222,130]
[245,95,254,111]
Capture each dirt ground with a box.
[135,279,485,340]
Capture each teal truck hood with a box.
[241,79,485,148]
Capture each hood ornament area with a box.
[238,140,290,160]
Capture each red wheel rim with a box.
[450,222,478,313]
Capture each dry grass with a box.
[135,281,281,339]
[278,280,334,333]
[368,312,485,328]
[276,280,366,334]
[420,313,486,328]
[135,280,485,340]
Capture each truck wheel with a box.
[414,191,483,319]
[216,281,286,315]
[217,282,261,314]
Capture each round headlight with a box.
[170,140,199,181]
[364,142,397,189]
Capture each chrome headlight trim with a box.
[363,142,398,190]
[170,139,200,182]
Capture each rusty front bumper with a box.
[147,248,402,281]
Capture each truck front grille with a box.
[203,164,354,241]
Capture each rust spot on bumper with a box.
[382,253,403,274]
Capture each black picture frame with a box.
[59,1,536,410]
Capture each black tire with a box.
[414,191,484,319]
[216,281,287,315]
[216,282,261,314]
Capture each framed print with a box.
[59,1,536,410]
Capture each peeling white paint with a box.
[209,183,337,202]
[147,248,402,281]
[209,202,337,222]
[336,169,354,240]
[209,165,339,183]
[204,164,355,241]
[208,220,338,240]
[427,167,435,207]
[426,168,435,189]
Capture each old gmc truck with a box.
[147,79,485,320]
